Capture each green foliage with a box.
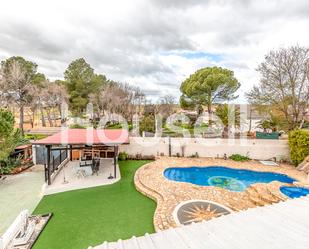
[69,124,87,129]
[288,129,309,165]
[215,104,241,127]
[257,114,285,132]
[140,115,155,134]
[189,152,199,158]
[229,154,251,161]
[180,67,240,112]
[303,121,309,129]
[32,73,47,87]
[64,58,107,115]
[215,104,241,137]
[0,109,21,162]
[179,95,196,110]
[24,134,49,140]
[1,56,37,78]
[0,156,22,174]
[0,56,44,134]
[103,122,132,130]
[118,151,128,161]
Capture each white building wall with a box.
[120,137,290,161]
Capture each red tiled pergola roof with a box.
[32,129,129,146]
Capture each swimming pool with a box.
[164,166,296,192]
[280,186,309,198]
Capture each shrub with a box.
[189,152,199,158]
[140,115,155,134]
[229,154,250,162]
[118,152,128,161]
[0,156,22,174]
[69,124,86,129]
[288,129,309,165]
[105,122,123,129]
[24,134,48,140]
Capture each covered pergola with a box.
[32,129,129,185]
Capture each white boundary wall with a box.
[120,137,290,160]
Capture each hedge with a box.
[288,129,309,165]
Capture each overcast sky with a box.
[0,0,309,103]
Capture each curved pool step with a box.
[246,186,276,206]
[252,185,283,204]
[266,186,287,201]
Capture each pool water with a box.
[164,166,296,192]
[280,186,309,198]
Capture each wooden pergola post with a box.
[46,145,51,185]
[114,146,118,178]
[69,145,73,161]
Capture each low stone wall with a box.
[120,137,290,161]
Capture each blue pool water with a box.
[280,186,309,198]
[164,166,296,192]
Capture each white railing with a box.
[0,210,35,249]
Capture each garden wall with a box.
[120,137,290,161]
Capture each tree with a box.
[0,56,39,135]
[155,94,175,119]
[256,114,285,132]
[64,58,107,115]
[180,67,240,113]
[0,109,20,173]
[90,82,144,121]
[140,114,155,134]
[215,104,240,138]
[246,46,309,130]
[41,82,68,127]
[179,95,196,110]
[25,75,48,128]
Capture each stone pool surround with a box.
[134,157,308,231]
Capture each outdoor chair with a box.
[80,160,93,168]
[75,169,87,179]
[91,158,100,175]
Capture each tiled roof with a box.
[32,129,129,145]
[89,196,309,249]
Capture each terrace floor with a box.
[134,157,308,231]
[44,158,120,195]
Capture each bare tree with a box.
[41,82,68,127]
[90,82,145,121]
[0,60,35,134]
[246,46,309,129]
[155,94,176,118]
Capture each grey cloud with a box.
[0,0,309,102]
[0,22,69,60]
[150,0,203,9]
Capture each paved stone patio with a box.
[134,157,308,231]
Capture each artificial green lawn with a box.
[32,160,156,249]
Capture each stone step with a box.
[266,186,287,201]
[248,195,267,206]
[246,186,272,206]
[250,185,279,204]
